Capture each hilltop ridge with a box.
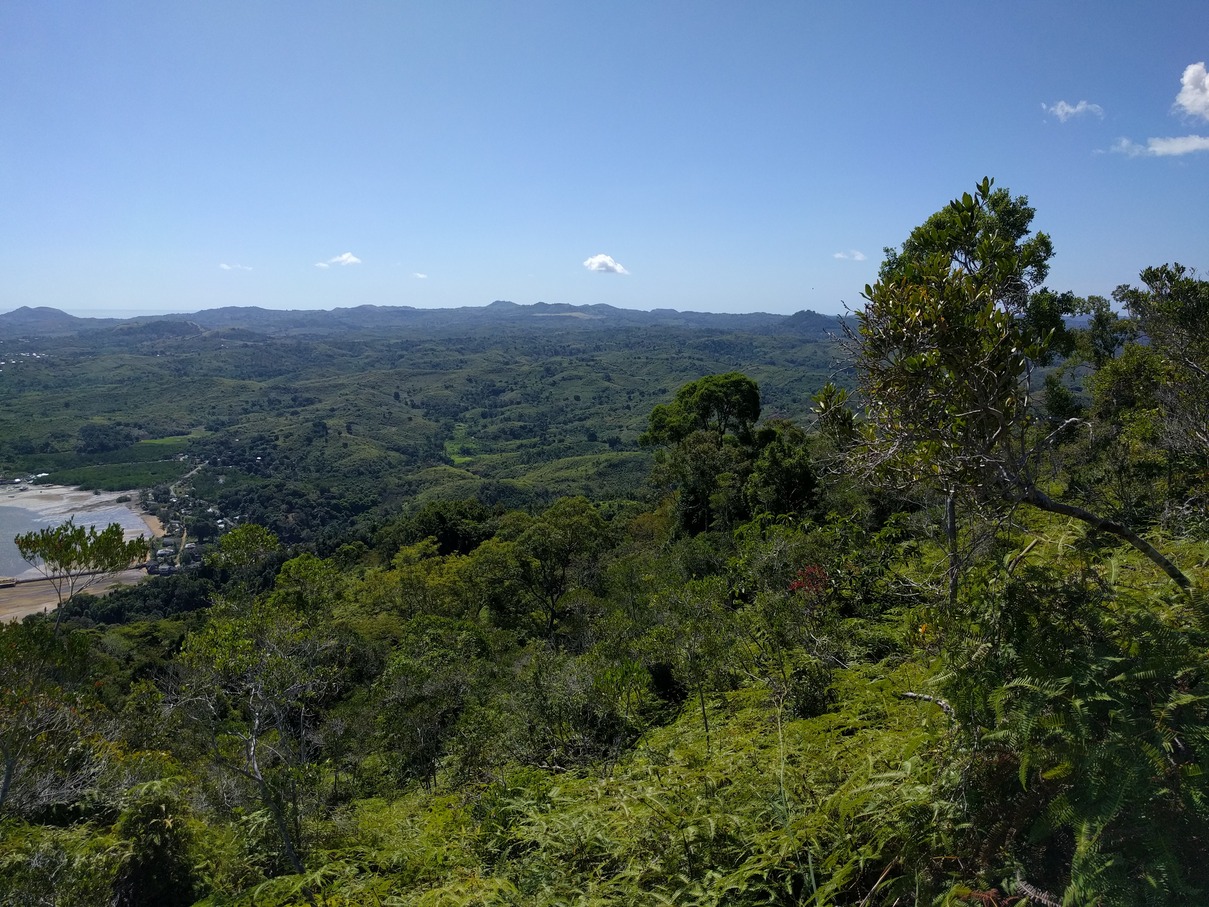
[0,301,843,339]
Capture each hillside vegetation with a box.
[0,304,840,541]
[1,182,1207,906]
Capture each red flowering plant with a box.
[788,564,829,599]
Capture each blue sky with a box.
[1,2,1205,317]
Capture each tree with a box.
[1074,294,1136,369]
[659,429,753,535]
[372,499,498,564]
[855,179,1191,590]
[266,553,344,615]
[110,780,200,906]
[373,616,488,788]
[745,419,818,518]
[643,577,736,754]
[640,372,761,448]
[0,621,105,817]
[76,421,136,454]
[642,373,763,534]
[15,518,147,633]
[208,522,280,571]
[810,382,857,448]
[204,523,281,596]
[1058,266,1209,531]
[502,497,610,640]
[177,597,342,879]
[878,179,1054,313]
[1113,263,1209,458]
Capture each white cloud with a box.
[413,272,428,279]
[1042,100,1104,122]
[218,263,252,271]
[583,253,629,275]
[1148,134,1209,155]
[315,252,362,268]
[1110,137,1147,157]
[1176,62,1209,120]
[1111,134,1209,157]
[1107,64,1209,160]
[833,249,867,261]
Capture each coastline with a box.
[0,482,162,538]
[0,483,162,582]
[0,569,148,623]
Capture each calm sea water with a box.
[0,503,148,579]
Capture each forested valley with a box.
[2,181,1208,906]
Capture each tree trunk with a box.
[946,491,959,608]
[0,747,14,814]
[262,781,307,877]
[246,716,309,881]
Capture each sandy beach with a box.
[0,482,163,539]
[0,483,162,621]
[0,569,149,623]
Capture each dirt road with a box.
[0,569,147,623]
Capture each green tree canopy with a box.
[745,419,818,518]
[879,179,1053,295]
[500,496,610,639]
[1114,262,1209,457]
[877,177,1072,364]
[642,373,766,535]
[178,595,343,877]
[640,372,761,448]
[856,179,1191,589]
[15,518,147,633]
[204,523,281,596]
[856,180,1055,496]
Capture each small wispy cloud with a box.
[218,263,252,271]
[583,253,629,275]
[833,250,867,262]
[315,252,362,269]
[1176,61,1209,120]
[1110,137,1146,157]
[1110,134,1209,157]
[413,272,428,279]
[1113,134,1209,157]
[1042,100,1104,122]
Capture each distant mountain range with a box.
[0,305,125,335]
[0,301,845,339]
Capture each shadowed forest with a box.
[1,182,1207,906]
